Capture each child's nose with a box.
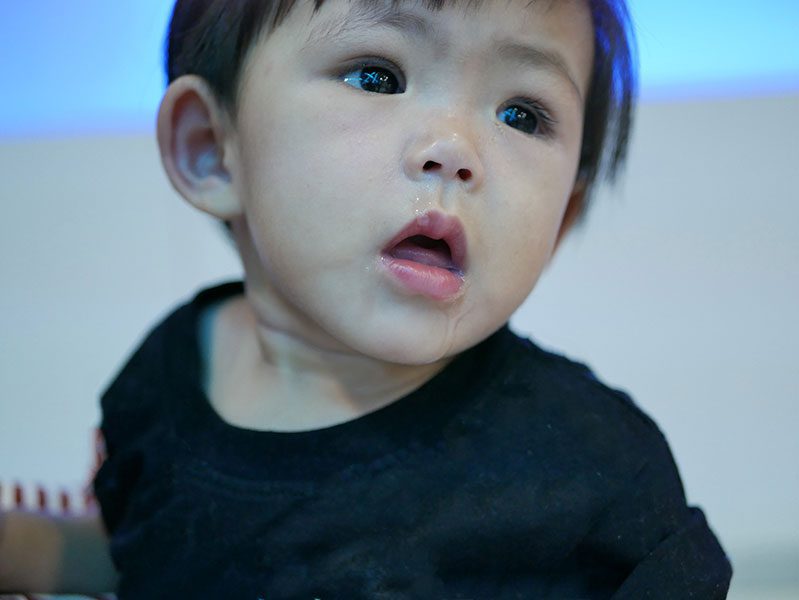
[402,121,485,191]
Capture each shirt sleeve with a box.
[583,427,732,599]
[612,506,732,599]
[91,306,179,536]
[92,420,142,535]
[91,344,165,536]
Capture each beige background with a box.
[1,94,797,598]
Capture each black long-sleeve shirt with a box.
[94,282,731,598]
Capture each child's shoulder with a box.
[99,282,243,412]
[493,328,672,470]
[502,329,657,420]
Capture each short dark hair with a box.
[166,0,637,224]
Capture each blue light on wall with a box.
[1,1,173,138]
[630,0,799,100]
[1,0,798,138]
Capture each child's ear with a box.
[552,178,587,255]
[157,75,241,220]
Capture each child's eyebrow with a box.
[493,40,582,102]
[302,2,583,101]
[303,4,432,52]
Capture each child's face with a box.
[225,0,593,364]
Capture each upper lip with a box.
[382,210,468,272]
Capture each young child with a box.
[0,0,732,597]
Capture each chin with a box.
[342,316,486,366]
[351,335,450,365]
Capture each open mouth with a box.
[386,235,458,272]
[380,211,468,301]
[382,211,467,273]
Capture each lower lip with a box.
[381,256,465,301]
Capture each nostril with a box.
[420,161,473,182]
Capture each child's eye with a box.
[341,62,405,94]
[498,101,555,137]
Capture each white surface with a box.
[1,94,797,595]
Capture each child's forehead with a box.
[301,0,580,36]
[291,0,593,60]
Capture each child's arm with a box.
[584,428,732,599]
[0,509,117,593]
[609,505,731,598]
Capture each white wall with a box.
[1,94,797,597]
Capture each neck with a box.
[208,291,453,430]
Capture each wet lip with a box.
[379,211,468,302]
[381,210,468,273]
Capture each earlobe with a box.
[157,75,242,220]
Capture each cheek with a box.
[487,217,552,293]
[235,104,391,278]
[488,159,572,251]
[474,169,571,303]
[246,92,390,196]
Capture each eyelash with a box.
[337,56,558,139]
[499,97,557,138]
[340,57,407,93]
